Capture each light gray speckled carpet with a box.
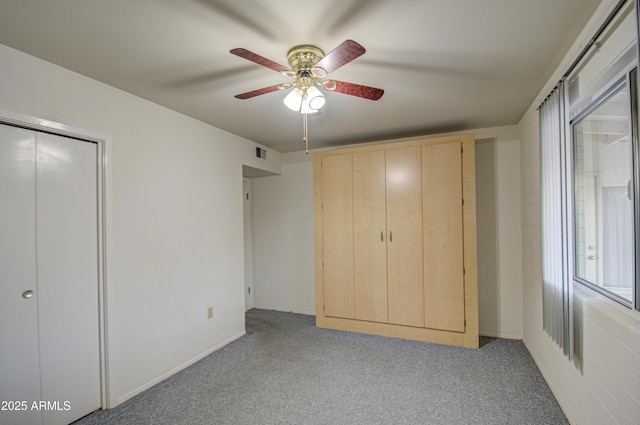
[75,309,567,425]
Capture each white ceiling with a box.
[0,0,601,152]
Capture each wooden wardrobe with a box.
[314,134,478,348]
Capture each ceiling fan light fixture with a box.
[308,95,326,111]
[304,86,326,112]
[283,88,303,111]
[301,99,317,114]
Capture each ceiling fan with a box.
[230,40,384,153]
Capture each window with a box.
[566,0,639,310]
[571,77,637,306]
[540,1,639,357]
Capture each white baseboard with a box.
[113,330,246,407]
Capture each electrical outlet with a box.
[207,306,213,319]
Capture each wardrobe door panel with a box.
[353,150,388,323]
[423,142,465,332]
[386,147,424,327]
[321,154,355,319]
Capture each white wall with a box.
[251,154,315,314]
[519,1,640,423]
[0,43,281,407]
[251,127,524,339]
[475,127,523,339]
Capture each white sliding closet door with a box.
[36,131,101,425]
[0,124,101,425]
[0,125,41,424]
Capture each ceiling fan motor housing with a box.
[286,45,325,78]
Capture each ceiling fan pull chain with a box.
[303,113,309,154]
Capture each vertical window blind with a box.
[539,80,572,357]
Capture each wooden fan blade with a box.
[230,48,291,73]
[333,81,384,100]
[234,84,283,99]
[315,40,366,74]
